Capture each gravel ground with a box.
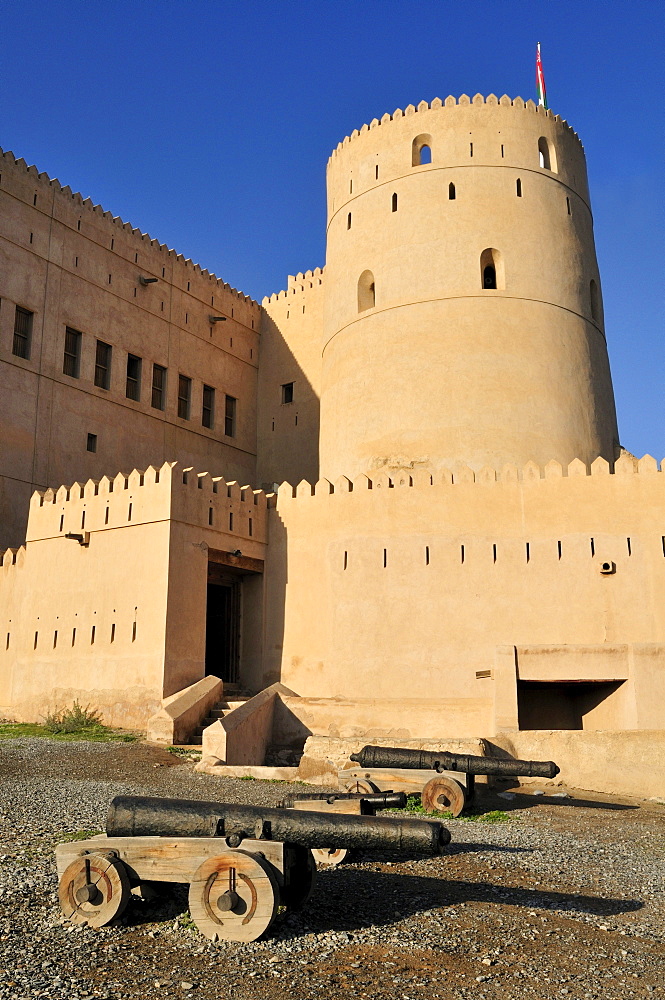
[0,737,663,1000]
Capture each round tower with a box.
[318,94,618,481]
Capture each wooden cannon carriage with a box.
[56,795,450,942]
[339,745,561,817]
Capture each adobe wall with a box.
[263,455,665,733]
[0,148,261,549]
[319,95,618,481]
[258,270,324,489]
[0,461,269,727]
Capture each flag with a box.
[536,42,548,109]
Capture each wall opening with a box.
[391,192,398,212]
[516,178,522,197]
[205,570,242,683]
[358,270,376,312]
[412,134,432,166]
[538,136,557,172]
[480,248,505,290]
[448,182,456,200]
[517,680,625,731]
[347,212,352,230]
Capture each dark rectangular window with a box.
[87,433,97,453]
[178,375,191,419]
[94,340,112,389]
[151,363,166,410]
[202,384,215,428]
[63,327,82,378]
[126,353,142,401]
[12,306,33,359]
[225,394,236,437]
[281,381,294,404]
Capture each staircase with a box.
[193,683,251,744]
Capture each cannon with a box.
[279,789,408,866]
[342,745,560,817]
[56,795,450,942]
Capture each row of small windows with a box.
[10,309,236,434]
[344,181,574,229]
[347,135,559,191]
[358,259,601,317]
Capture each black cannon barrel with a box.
[350,745,560,779]
[279,791,407,810]
[107,795,450,854]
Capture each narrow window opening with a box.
[229,512,234,531]
[53,630,58,648]
[383,548,387,568]
[493,543,497,563]
[161,301,164,312]
[391,192,398,212]
[75,256,78,267]
[460,544,465,564]
[202,384,215,428]
[501,143,504,157]
[81,511,86,530]
[29,232,33,244]
[557,540,562,560]
[34,631,38,649]
[91,625,95,644]
[111,238,114,250]
[358,270,376,312]
[33,193,37,206]
[108,274,112,284]
[590,538,595,557]
[566,197,571,215]
[178,375,192,419]
[375,165,379,179]
[208,507,213,526]
[110,623,115,643]
[151,363,166,410]
[94,340,112,389]
[627,537,632,556]
[343,551,348,570]
[105,507,109,524]
[126,354,142,400]
[662,536,665,557]
[77,219,81,231]
[59,515,64,532]
[185,313,188,324]
[469,142,473,157]
[224,395,237,437]
[425,546,430,566]
[132,621,137,642]
[516,178,522,197]
[349,179,353,193]
[135,253,138,263]
[162,267,165,277]
[272,419,275,431]
[128,503,132,521]
[448,182,456,200]
[526,542,530,563]
[347,212,352,230]
[5,633,9,651]
[295,413,298,426]
[187,281,190,291]
[71,627,76,646]
[248,518,253,537]
[86,433,97,453]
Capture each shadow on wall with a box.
[256,310,320,490]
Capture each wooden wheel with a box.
[421,776,466,817]
[188,850,279,942]
[58,853,130,927]
[311,847,349,868]
[342,777,380,795]
[281,845,317,910]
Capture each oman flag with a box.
[536,42,548,109]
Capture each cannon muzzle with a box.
[350,745,560,779]
[107,795,450,855]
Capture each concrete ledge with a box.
[297,735,488,784]
[490,729,665,799]
[201,682,297,764]
[194,760,300,781]
[147,675,222,745]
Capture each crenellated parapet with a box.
[328,94,583,164]
[26,462,270,545]
[0,146,260,318]
[262,267,325,305]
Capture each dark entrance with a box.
[205,569,241,683]
[517,680,624,730]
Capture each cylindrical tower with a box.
[319,94,618,481]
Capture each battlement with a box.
[275,454,663,505]
[328,94,582,164]
[0,146,259,309]
[263,267,325,304]
[23,462,270,545]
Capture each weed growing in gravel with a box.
[166,746,202,758]
[390,795,509,823]
[44,700,103,733]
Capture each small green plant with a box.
[166,746,202,757]
[389,795,509,823]
[43,700,103,734]
[239,775,256,780]
[177,912,198,931]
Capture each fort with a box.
[1,94,663,794]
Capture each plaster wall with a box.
[0,147,261,549]
[262,456,665,731]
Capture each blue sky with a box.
[2,0,663,457]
